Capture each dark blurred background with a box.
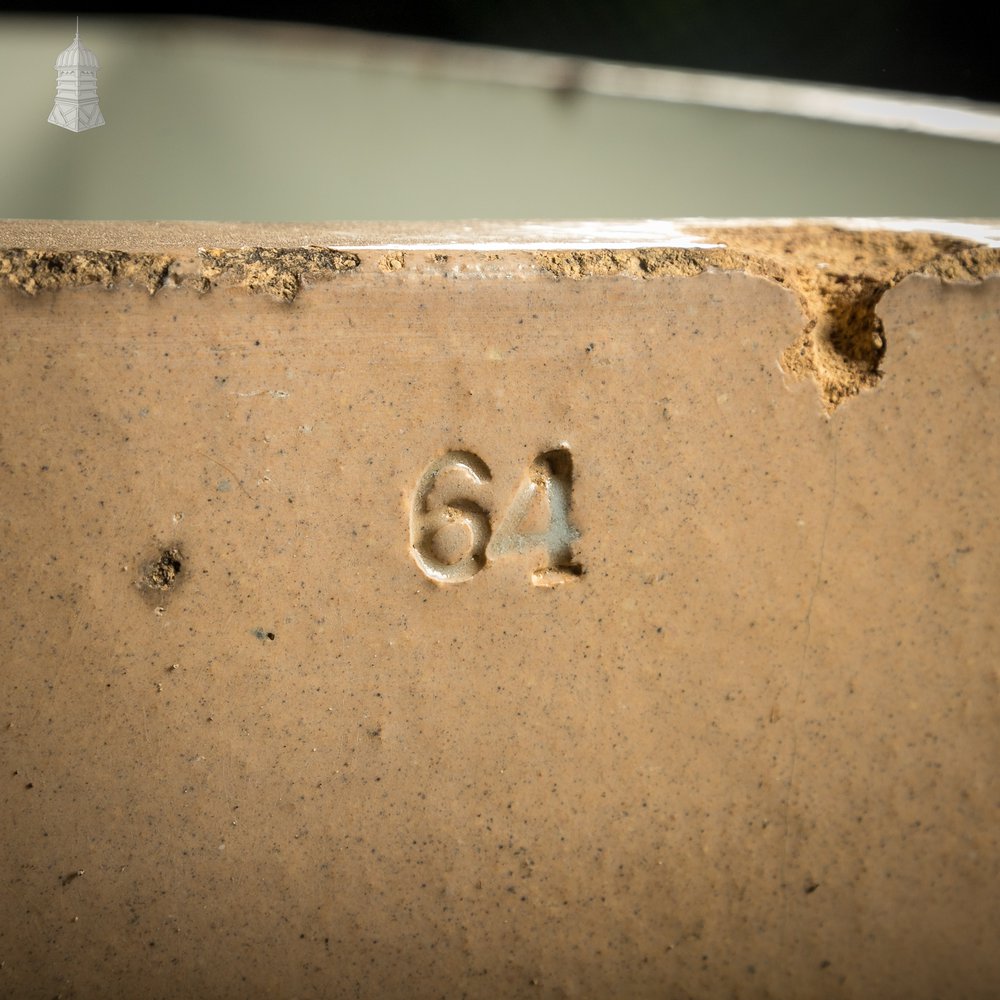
[2,0,997,103]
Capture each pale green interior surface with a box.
[2,15,999,221]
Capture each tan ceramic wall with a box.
[1,234,998,998]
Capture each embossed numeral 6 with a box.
[409,451,493,584]
[410,448,582,586]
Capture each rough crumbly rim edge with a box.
[2,219,999,413]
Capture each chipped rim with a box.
[2,218,1000,253]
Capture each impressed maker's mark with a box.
[409,448,582,586]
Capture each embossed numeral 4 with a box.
[486,450,582,587]
[410,448,582,586]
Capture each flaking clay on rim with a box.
[537,227,1000,411]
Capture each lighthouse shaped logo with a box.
[48,18,106,132]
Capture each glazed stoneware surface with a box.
[1,222,998,999]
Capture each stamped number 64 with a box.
[409,448,582,586]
